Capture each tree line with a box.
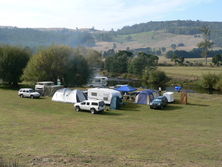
[0,45,102,87]
[0,28,95,48]
[104,51,169,89]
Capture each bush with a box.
[142,69,169,89]
[201,73,219,91]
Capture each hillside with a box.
[1,20,222,51]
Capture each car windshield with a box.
[153,99,161,102]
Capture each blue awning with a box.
[115,85,137,92]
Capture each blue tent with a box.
[115,85,137,92]
[135,89,157,105]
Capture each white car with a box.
[74,100,105,114]
[18,88,41,99]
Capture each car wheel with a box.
[30,95,34,99]
[75,106,80,112]
[90,108,96,114]
[20,94,23,98]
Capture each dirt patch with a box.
[28,154,174,167]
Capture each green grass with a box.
[158,66,222,80]
[113,31,176,44]
[0,89,222,166]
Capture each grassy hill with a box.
[1,20,222,52]
[93,31,203,51]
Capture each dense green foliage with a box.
[166,49,222,59]
[128,53,159,75]
[105,50,132,73]
[22,46,90,86]
[212,54,222,66]
[142,69,169,89]
[170,54,184,65]
[0,45,30,86]
[73,47,103,68]
[201,73,220,91]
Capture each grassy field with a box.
[93,31,203,51]
[0,88,222,166]
[158,66,222,80]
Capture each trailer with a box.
[87,88,122,105]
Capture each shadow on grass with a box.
[101,111,122,116]
[187,103,210,107]
[162,105,184,111]
[120,102,141,112]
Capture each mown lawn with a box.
[0,89,222,167]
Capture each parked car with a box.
[150,98,165,109]
[74,100,105,114]
[18,88,41,99]
[156,96,168,107]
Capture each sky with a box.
[0,0,222,30]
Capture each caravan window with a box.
[81,102,86,105]
[95,79,101,83]
[86,102,90,105]
[91,92,97,96]
[103,97,108,101]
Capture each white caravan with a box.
[87,88,122,105]
[87,76,108,87]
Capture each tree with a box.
[201,73,219,93]
[212,54,222,66]
[128,52,158,75]
[142,69,169,89]
[198,26,214,65]
[0,45,30,86]
[170,44,177,50]
[104,50,132,73]
[22,45,90,86]
[170,54,184,65]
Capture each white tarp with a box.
[163,92,174,102]
[52,88,86,103]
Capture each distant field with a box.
[158,56,213,65]
[93,31,203,51]
[0,89,222,166]
[158,66,222,80]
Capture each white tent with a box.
[52,88,86,103]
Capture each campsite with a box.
[0,86,222,166]
[1,1,222,166]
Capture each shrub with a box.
[201,73,219,91]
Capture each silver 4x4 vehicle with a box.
[74,100,105,114]
[18,88,41,99]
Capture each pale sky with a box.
[0,0,221,30]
